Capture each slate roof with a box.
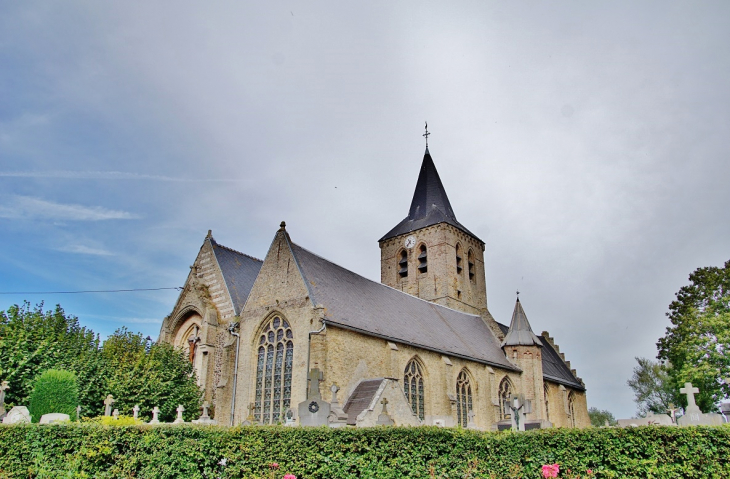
[343,379,385,425]
[287,239,518,371]
[380,148,482,243]
[497,322,584,390]
[501,298,544,347]
[210,238,263,315]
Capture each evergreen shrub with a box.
[0,424,729,478]
[28,369,79,422]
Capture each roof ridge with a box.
[209,238,263,263]
[289,240,483,319]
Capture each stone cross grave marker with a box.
[150,406,160,424]
[0,380,9,418]
[666,403,679,424]
[200,401,210,420]
[132,405,140,420]
[308,368,323,400]
[76,405,81,421]
[680,382,700,410]
[174,404,185,424]
[376,397,394,426]
[330,384,340,404]
[467,409,476,425]
[104,395,115,417]
[112,409,119,419]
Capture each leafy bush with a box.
[28,369,79,422]
[0,424,729,478]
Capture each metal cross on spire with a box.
[423,121,430,148]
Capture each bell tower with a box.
[378,146,488,316]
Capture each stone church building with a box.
[159,146,590,429]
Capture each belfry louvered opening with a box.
[398,250,408,277]
[418,245,427,273]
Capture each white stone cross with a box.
[680,382,700,408]
[132,405,140,420]
[112,409,119,419]
[201,401,210,419]
[330,384,340,404]
[467,409,476,423]
[174,404,185,424]
[104,394,115,416]
[150,406,160,424]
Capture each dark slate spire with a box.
[501,297,543,347]
[379,149,481,242]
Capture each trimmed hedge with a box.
[0,424,729,478]
[28,369,79,422]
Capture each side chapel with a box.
[159,144,590,429]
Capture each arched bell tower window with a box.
[403,358,425,420]
[467,249,476,283]
[568,391,576,427]
[456,369,473,427]
[455,244,463,274]
[499,377,513,420]
[398,250,408,278]
[417,244,428,273]
[254,315,294,424]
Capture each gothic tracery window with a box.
[568,391,576,427]
[403,358,425,420]
[456,369,473,427]
[499,377,513,420]
[254,315,293,424]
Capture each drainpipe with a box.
[228,321,241,426]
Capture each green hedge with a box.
[0,424,729,478]
[28,369,79,422]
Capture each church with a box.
[158,144,590,429]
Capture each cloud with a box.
[0,171,241,182]
[0,196,139,221]
[57,244,114,256]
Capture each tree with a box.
[101,328,202,422]
[0,302,105,411]
[588,407,617,427]
[626,357,679,416]
[656,260,730,412]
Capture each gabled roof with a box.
[380,148,481,242]
[497,322,585,390]
[343,378,386,425]
[287,239,517,371]
[501,298,543,347]
[210,238,263,315]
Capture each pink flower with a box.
[283,475,297,479]
[270,463,279,470]
[587,469,593,475]
[541,463,560,479]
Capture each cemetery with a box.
[2,376,730,478]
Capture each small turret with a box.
[501,297,543,348]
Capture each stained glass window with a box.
[403,359,425,420]
[499,377,513,421]
[456,369,472,427]
[254,316,294,424]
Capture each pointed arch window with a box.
[254,315,294,424]
[398,250,408,278]
[568,391,576,427]
[455,244,463,274]
[499,377,513,420]
[467,250,475,283]
[456,369,473,427]
[403,359,425,420]
[418,245,428,273]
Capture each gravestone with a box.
[0,381,9,419]
[2,406,31,424]
[76,405,81,421]
[298,368,330,426]
[149,406,161,424]
[132,405,140,420]
[40,413,70,424]
[104,395,115,417]
[284,408,296,426]
[467,409,477,429]
[241,402,256,426]
[112,409,119,419]
[677,382,724,426]
[327,383,347,426]
[192,401,216,424]
[173,405,185,424]
[376,398,394,426]
[618,411,674,427]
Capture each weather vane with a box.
[423,121,430,148]
[516,290,520,298]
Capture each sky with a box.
[1,1,729,420]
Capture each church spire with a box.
[379,144,480,242]
[501,296,543,347]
